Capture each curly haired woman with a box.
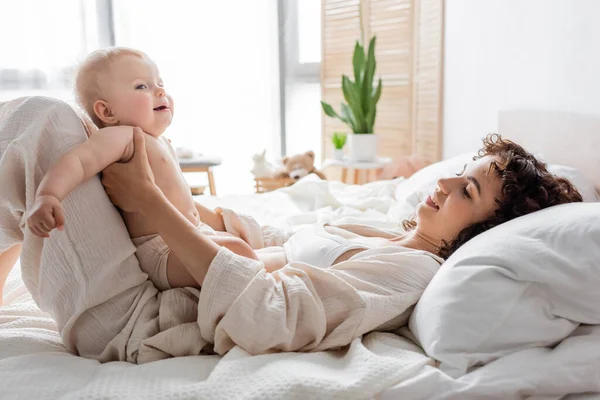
[98,132,582,356]
[0,96,582,363]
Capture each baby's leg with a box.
[210,231,239,238]
[255,247,287,273]
[194,203,226,231]
[166,236,259,289]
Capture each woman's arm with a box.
[102,130,220,285]
[197,245,440,355]
[143,190,220,285]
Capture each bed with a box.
[1,108,599,399]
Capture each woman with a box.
[98,130,582,355]
[0,97,582,362]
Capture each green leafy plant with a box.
[332,132,347,149]
[320,36,382,134]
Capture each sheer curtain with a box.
[283,0,323,164]
[0,0,99,104]
[112,1,281,195]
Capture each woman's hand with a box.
[101,128,160,214]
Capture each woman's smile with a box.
[426,194,439,210]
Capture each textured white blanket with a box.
[1,267,435,399]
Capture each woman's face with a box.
[415,155,503,246]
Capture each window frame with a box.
[283,0,321,84]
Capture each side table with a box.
[179,157,222,196]
[323,157,392,184]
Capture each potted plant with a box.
[320,35,382,162]
[331,132,347,160]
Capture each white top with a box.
[323,157,392,170]
[283,224,370,267]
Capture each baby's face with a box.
[102,55,174,136]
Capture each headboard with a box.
[498,110,600,191]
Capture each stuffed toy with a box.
[276,151,326,180]
[250,150,278,178]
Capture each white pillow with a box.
[409,203,600,378]
[546,164,599,202]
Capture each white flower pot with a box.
[348,133,378,162]
[333,149,345,160]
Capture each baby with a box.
[27,47,259,290]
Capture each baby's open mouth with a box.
[153,105,168,111]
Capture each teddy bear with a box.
[276,150,326,180]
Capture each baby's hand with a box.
[27,195,65,238]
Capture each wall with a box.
[443,0,600,157]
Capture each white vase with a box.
[333,149,345,160]
[348,133,378,162]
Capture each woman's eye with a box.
[135,84,147,90]
[463,187,471,199]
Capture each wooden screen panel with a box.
[321,0,444,164]
[321,0,362,158]
[368,0,413,158]
[412,0,444,162]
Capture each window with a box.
[0,0,108,104]
[283,0,323,164]
[297,1,322,64]
[1,1,310,195]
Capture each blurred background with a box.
[0,0,322,194]
[3,0,600,195]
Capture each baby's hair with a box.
[75,47,148,127]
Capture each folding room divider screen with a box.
[321,0,444,163]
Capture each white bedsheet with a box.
[1,177,599,399]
